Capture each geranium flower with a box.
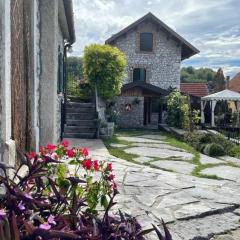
[27,152,36,160]
[93,160,99,171]
[108,174,115,181]
[46,144,56,152]
[0,209,6,219]
[67,149,75,158]
[82,159,92,170]
[48,215,56,225]
[81,147,89,157]
[106,163,113,171]
[51,153,59,160]
[61,140,69,148]
[39,222,51,230]
[40,146,47,155]
[18,202,25,211]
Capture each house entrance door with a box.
[144,97,152,125]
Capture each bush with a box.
[83,44,126,100]
[0,141,170,239]
[184,131,203,151]
[229,146,240,158]
[203,143,225,156]
[166,90,189,130]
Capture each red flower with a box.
[46,144,56,152]
[27,152,36,160]
[61,140,69,148]
[106,163,112,171]
[67,149,75,158]
[81,147,89,157]
[40,147,47,155]
[108,174,115,181]
[82,159,92,170]
[93,160,99,171]
[112,182,117,190]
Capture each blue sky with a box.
[71,0,240,78]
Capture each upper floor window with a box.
[140,32,153,52]
[133,68,146,82]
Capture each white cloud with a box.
[71,0,240,78]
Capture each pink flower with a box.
[39,222,51,230]
[46,144,56,152]
[93,160,99,171]
[48,215,56,225]
[112,182,117,190]
[51,153,58,160]
[81,147,89,157]
[106,163,112,171]
[67,149,75,158]
[27,152,36,160]
[61,140,69,148]
[0,209,6,219]
[82,159,92,170]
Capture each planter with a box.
[100,122,115,139]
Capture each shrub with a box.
[83,44,126,100]
[203,143,225,156]
[0,141,170,239]
[183,131,203,150]
[166,90,189,130]
[229,146,240,158]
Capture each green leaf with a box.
[100,195,108,209]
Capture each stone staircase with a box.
[63,101,97,139]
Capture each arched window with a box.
[133,68,146,82]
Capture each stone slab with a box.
[109,143,127,148]
[138,134,167,140]
[133,156,153,163]
[131,142,184,151]
[221,156,240,166]
[151,160,196,174]
[201,166,240,182]
[199,154,225,165]
[124,146,194,160]
[118,136,163,143]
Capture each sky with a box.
[71,0,240,78]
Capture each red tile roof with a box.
[229,72,240,92]
[180,83,209,97]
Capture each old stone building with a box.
[106,12,199,128]
[0,0,75,167]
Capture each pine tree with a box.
[214,68,225,92]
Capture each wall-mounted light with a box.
[125,104,131,111]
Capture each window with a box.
[140,32,153,52]
[133,68,146,82]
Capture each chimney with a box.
[226,76,230,89]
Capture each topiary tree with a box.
[83,44,126,100]
[166,90,190,129]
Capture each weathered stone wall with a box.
[114,96,144,128]
[113,21,181,89]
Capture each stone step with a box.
[66,102,95,108]
[66,112,96,120]
[63,132,96,139]
[65,119,96,127]
[64,126,96,133]
[66,107,95,113]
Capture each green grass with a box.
[103,129,237,180]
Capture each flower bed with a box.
[0,140,170,239]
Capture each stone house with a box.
[106,12,199,128]
[0,0,75,167]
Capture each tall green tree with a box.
[214,68,225,92]
[83,44,126,100]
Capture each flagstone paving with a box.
[67,135,240,240]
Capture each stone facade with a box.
[113,21,181,90]
[114,96,144,128]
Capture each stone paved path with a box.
[67,135,240,240]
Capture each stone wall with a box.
[114,96,144,128]
[113,21,181,89]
